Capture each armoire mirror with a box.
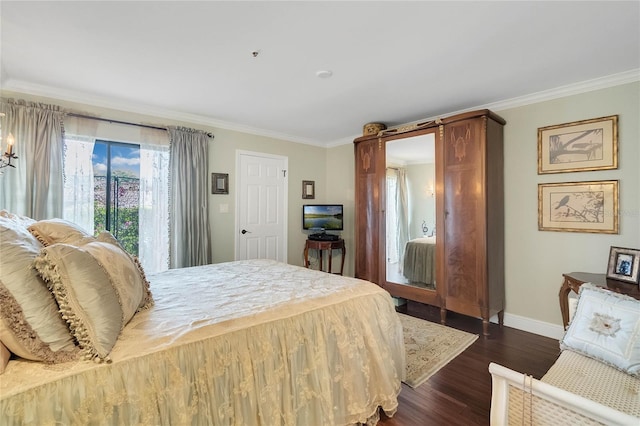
[381,126,442,309]
[385,132,436,289]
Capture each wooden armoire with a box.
[354,109,505,336]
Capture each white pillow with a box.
[560,283,640,376]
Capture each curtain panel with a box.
[63,116,171,274]
[167,126,212,268]
[0,99,65,219]
[396,168,410,270]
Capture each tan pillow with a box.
[0,217,78,363]
[28,218,94,246]
[97,231,154,310]
[0,340,10,374]
[28,222,154,313]
[34,241,150,361]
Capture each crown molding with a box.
[345,69,640,148]
[3,69,638,149]
[0,79,327,147]
[485,68,640,112]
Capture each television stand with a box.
[304,238,345,275]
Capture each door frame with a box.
[234,149,288,261]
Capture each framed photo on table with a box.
[538,115,618,174]
[607,246,640,284]
[538,180,618,234]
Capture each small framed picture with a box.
[302,180,315,199]
[606,246,640,284]
[211,173,229,195]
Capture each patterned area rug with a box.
[399,312,478,388]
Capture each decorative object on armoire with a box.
[606,246,640,284]
[211,173,229,194]
[537,115,618,174]
[362,122,386,136]
[537,180,618,234]
[302,180,315,199]
[354,109,506,336]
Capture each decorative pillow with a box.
[0,340,10,374]
[560,283,640,376]
[0,209,36,227]
[29,222,154,312]
[0,216,78,363]
[97,231,154,310]
[28,218,94,247]
[34,241,149,361]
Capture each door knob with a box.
[241,229,251,234]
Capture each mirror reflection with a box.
[385,133,436,290]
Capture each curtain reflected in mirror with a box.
[385,133,436,289]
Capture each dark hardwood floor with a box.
[379,301,561,426]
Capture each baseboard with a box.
[491,312,564,341]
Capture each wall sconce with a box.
[0,112,18,172]
[425,182,434,197]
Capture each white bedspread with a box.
[1,259,405,425]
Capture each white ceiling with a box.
[1,1,639,147]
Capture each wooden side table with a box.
[304,239,346,275]
[559,272,640,329]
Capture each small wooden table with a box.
[304,238,345,275]
[559,272,640,329]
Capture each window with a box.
[63,136,169,273]
[93,141,141,256]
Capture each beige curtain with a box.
[395,168,410,269]
[0,99,65,219]
[167,126,212,268]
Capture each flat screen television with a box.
[303,204,343,231]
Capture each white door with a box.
[236,151,288,261]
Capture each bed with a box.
[402,236,436,287]
[0,213,405,425]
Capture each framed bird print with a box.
[537,115,618,174]
[538,180,618,233]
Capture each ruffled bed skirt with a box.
[1,261,405,425]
